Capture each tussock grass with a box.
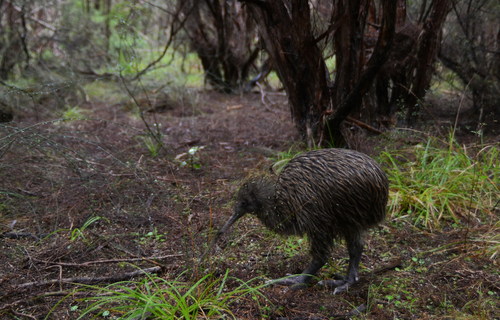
[380,134,499,229]
[62,270,268,319]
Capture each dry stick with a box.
[10,310,37,320]
[255,82,276,113]
[197,195,217,268]
[187,216,199,282]
[345,116,383,134]
[364,258,402,278]
[14,267,162,290]
[9,3,56,31]
[1,232,43,240]
[44,265,63,292]
[331,303,367,319]
[42,290,115,298]
[199,234,220,266]
[0,290,119,312]
[132,1,195,80]
[31,254,183,267]
[156,177,191,183]
[451,76,474,140]
[452,77,476,250]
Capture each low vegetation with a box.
[382,134,499,229]
[1,79,499,319]
[1,0,499,318]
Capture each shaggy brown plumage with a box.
[206,148,389,293]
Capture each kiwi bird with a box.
[203,148,389,293]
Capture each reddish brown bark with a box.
[404,0,450,125]
[241,0,397,147]
[325,0,397,145]
[243,0,331,147]
[185,0,259,92]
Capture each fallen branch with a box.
[0,290,115,311]
[10,310,37,320]
[346,116,384,134]
[32,254,183,267]
[14,266,162,290]
[256,82,277,113]
[1,232,45,241]
[369,258,402,275]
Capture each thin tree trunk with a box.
[243,0,331,147]
[325,0,397,145]
[404,0,450,125]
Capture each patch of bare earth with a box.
[1,90,499,319]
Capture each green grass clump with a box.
[64,270,267,319]
[381,135,499,229]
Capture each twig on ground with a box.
[32,254,183,267]
[14,266,162,290]
[1,232,43,241]
[10,310,37,320]
[0,290,115,312]
[365,258,402,277]
[156,177,190,183]
[345,116,383,134]
[256,82,277,113]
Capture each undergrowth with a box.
[381,134,499,230]
[1,94,499,319]
[51,270,268,320]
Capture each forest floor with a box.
[0,87,499,319]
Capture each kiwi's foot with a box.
[317,278,355,294]
[265,275,311,290]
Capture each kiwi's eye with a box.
[241,200,248,207]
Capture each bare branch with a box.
[325,0,397,131]
[31,254,183,267]
[132,2,195,80]
[14,266,162,290]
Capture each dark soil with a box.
[1,89,499,319]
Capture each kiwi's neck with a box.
[253,182,298,235]
[249,179,276,226]
[253,182,293,232]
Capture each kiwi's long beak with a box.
[199,210,246,265]
[216,209,245,235]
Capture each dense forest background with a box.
[2,0,499,139]
[1,1,499,319]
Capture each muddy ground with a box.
[0,89,499,319]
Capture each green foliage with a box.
[265,71,284,90]
[70,216,107,244]
[175,146,205,170]
[270,147,305,174]
[380,134,500,229]
[83,80,129,102]
[134,122,165,157]
[276,237,306,258]
[66,270,268,319]
[137,228,165,244]
[61,106,87,119]
[139,135,162,158]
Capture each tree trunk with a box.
[325,0,397,145]
[403,0,450,125]
[243,0,331,147]
[437,0,500,128]
[184,0,259,93]
[241,0,396,147]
